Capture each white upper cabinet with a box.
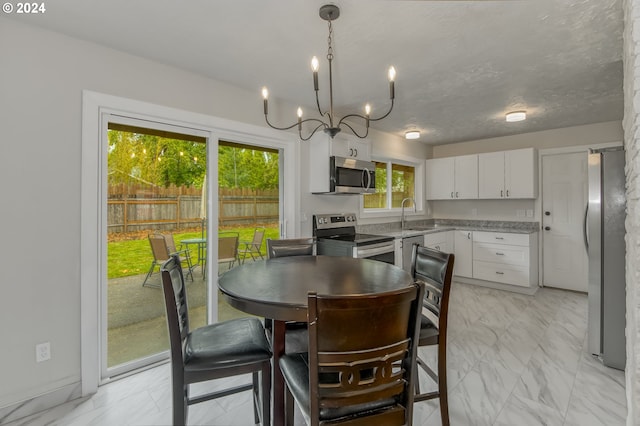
[478,148,537,199]
[454,155,479,199]
[426,155,478,200]
[425,157,454,200]
[328,135,371,161]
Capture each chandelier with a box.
[261,4,396,141]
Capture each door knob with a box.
[544,226,551,231]
[545,211,551,216]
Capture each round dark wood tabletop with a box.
[218,255,413,322]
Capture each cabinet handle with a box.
[500,190,504,197]
[496,252,504,256]
[455,191,459,198]
[506,190,510,197]
[354,148,358,157]
[495,271,504,275]
[495,236,504,240]
[467,232,471,239]
[451,192,454,198]
[349,148,354,156]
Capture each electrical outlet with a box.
[36,342,51,363]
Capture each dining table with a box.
[218,255,414,426]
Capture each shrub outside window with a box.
[363,161,416,210]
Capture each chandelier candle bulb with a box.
[261,87,269,115]
[388,66,396,99]
[365,104,371,127]
[297,107,303,131]
[311,56,319,90]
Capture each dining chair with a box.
[239,227,266,264]
[410,244,455,426]
[265,237,316,353]
[266,237,315,258]
[279,282,425,426]
[160,254,272,426]
[218,232,240,274]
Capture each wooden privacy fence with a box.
[107,185,279,233]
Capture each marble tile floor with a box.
[5,282,627,426]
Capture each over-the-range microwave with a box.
[315,156,376,195]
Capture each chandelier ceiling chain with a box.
[261,4,396,141]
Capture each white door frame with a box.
[81,90,300,396]
[537,141,622,287]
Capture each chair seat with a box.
[419,316,439,345]
[185,317,272,371]
[279,353,397,423]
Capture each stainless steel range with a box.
[313,213,395,264]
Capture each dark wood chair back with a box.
[410,244,455,426]
[305,283,424,425]
[266,237,315,258]
[161,255,191,364]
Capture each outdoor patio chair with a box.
[218,232,240,274]
[142,233,192,288]
[165,233,195,279]
[160,254,272,426]
[239,227,266,264]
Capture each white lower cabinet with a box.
[471,231,538,288]
[453,230,473,278]
[423,231,453,253]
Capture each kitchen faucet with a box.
[401,197,416,230]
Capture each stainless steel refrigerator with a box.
[587,147,626,371]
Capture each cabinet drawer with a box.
[472,261,530,287]
[473,231,529,246]
[473,242,529,266]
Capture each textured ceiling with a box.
[6,0,623,144]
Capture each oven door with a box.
[330,156,375,194]
[353,241,395,264]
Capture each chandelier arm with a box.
[299,122,327,141]
[264,115,304,131]
[337,113,368,128]
[368,99,395,122]
[339,121,369,139]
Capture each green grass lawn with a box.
[108,226,279,279]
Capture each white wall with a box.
[428,122,623,222]
[0,17,427,411]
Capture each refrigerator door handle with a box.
[583,204,589,251]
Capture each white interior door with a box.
[541,151,588,291]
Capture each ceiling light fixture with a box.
[405,130,421,140]
[261,4,396,141]
[505,111,526,122]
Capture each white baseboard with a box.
[0,382,82,425]
[454,275,539,295]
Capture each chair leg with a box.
[262,362,271,426]
[172,379,187,426]
[142,261,157,287]
[438,342,449,426]
[284,383,294,426]
[252,372,260,424]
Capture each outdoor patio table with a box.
[180,238,206,270]
[218,255,413,426]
